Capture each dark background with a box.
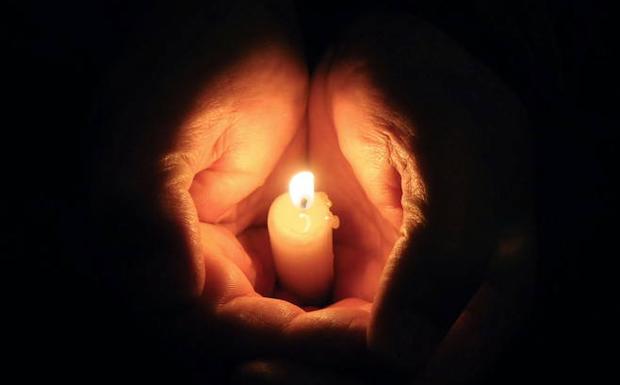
[2,0,613,383]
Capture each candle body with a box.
[267,191,339,303]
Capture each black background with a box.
[2,0,613,383]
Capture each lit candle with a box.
[267,171,340,303]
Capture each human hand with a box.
[95,4,533,383]
[233,13,534,384]
[96,0,372,366]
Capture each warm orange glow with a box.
[288,171,315,209]
[268,171,339,302]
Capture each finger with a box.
[198,222,271,295]
[422,285,520,384]
[197,215,371,361]
[214,125,308,235]
[169,1,309,226]
[320,14,531,371]
[139,155,205,304]
[308,49,407,302]
[232,359,366,385]
[312,52,418,233]
[328,297,373,312]
[209,294,370,363]
[186,51,308,225]
[422,230,534,384]
[94,0,305,307]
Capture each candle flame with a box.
[289,171,315,209]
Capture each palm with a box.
[170,46,384,357]
[180,47,309,298]
[183,49,408,309]
[308,60,406,302]
[115,6,530,380]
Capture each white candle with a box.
[267,171,340,303]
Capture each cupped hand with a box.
[98,0,376,363]
[172,35,374,358]
[98,2,533,383]
[231,14,534,384]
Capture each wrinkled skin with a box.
[96,1,534,383]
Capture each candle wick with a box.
[300,197,308,209]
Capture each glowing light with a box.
[268,170,338,302]
[289,171,315,209]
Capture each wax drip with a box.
[319,193,340,229]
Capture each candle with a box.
[267,171,340,303]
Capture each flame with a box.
[289,171,315,209]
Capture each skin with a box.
[96,2,534,383]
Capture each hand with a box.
[233,13,534,384]
[96,0,371,365]
[95,4,533,383]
